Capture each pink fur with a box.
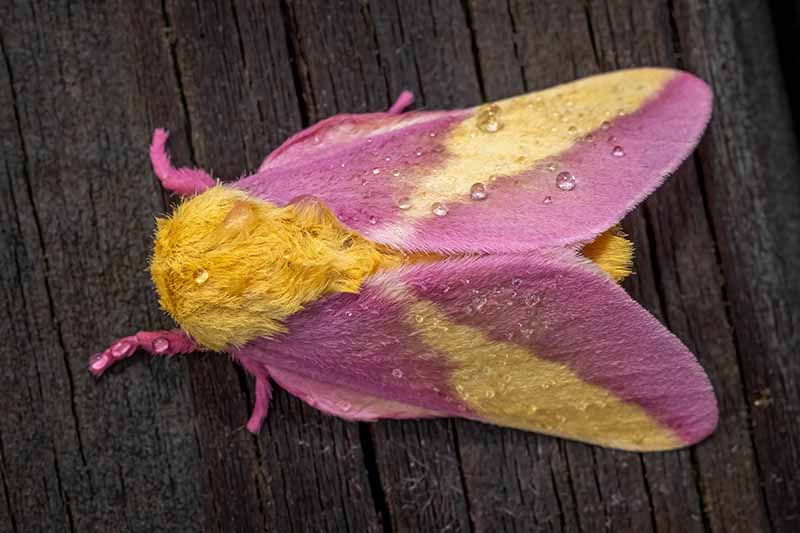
[265,366,442,421]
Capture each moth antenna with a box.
[388,90,414,114]
[88,329,197,377]
[150,129,216,196]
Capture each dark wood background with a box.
[2,1,799,532]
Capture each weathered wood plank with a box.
[0,0,798,531]
[0,1,207,531]
[672,1,800,530]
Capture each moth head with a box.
[150,186,387,350]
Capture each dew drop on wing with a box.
[556,172,576,191]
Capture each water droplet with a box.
[479,116,501,133]
[754,388,771,407]
[345,311,353,318]
[543,195,553,204]
[392,368,404,378]
[339,162,346,168]
[194,269,209,285]
[366,137,373,144]
[431,202,448,217]
[368,215,378,225]
[153,337,170,354]
[469,182,488,201]
[428,131,437,137]
[371,167,381,175]
[456,384,464,393]
[567,125,577,134]
[414,314,424,323]
[583,133,595,143]
[312,135,321,144]
[89,352,108,371]
[337,401,352,412]
[477,104,502,133]
[545,161,557,172]
[612,145,625,157]
[396,196,412,210]
[111,340,134,358]
[471,295,487,312]
[392,170,401,177]
[485,389,496,399]
[601,121,611,130]
[384,156,392,162]
[556,172,576,191]
[415,149,423,157]
[524,293,541,307]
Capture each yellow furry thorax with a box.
[150,186,405,350]
[150,186,632,351]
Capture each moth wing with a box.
[235,251,718,451]
[267,366,443,421]
[238,68,712,253]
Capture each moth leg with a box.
[150,129,216,196]
[246,376,272,434]
[388,90,414,114]
[89,329,197,377]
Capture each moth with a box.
[91,68,718,451]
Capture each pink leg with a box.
[388,90,414,114]
[150,129,216,196]
[88,329,197,377]
[246,376,272,433]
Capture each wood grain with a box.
[0,0,797,531]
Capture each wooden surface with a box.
[1,1,798,531]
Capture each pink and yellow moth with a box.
[90,68,718,451]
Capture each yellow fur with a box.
[151,186,633,350]
[581,225,634,282]
[151,186,403,350]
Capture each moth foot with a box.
[388,91,414,114]
[89,329,196,377]
[150,129,216,196]
[246,376,272,433]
